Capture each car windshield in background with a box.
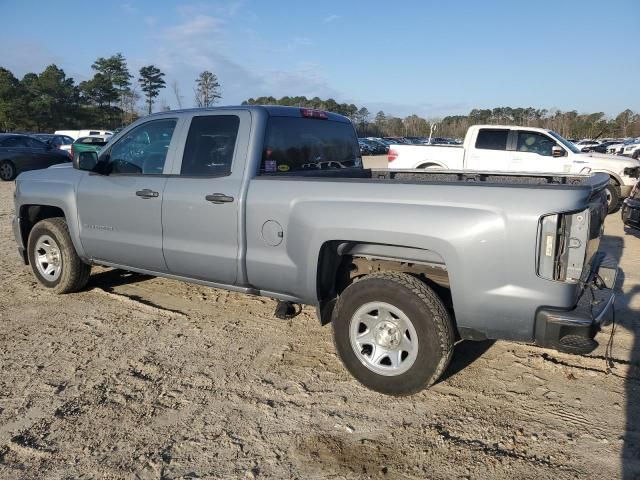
[260,117,361,174]
[548,131,582,154]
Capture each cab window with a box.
[106,119,176,174]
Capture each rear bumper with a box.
[622,197,640,229]
[534,252,618,354]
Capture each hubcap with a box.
[34,235,62,282]
[349,301,418,376]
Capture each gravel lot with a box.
[0,179,639,480]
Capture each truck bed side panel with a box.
[245,177,595,342]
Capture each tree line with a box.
[0,54,222,132]
[244,96,640,140]
[2,56,638,139]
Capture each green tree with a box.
[138,65,166,114]
[79,73,118,108]
[194,70,222,107]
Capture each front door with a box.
[509,130,573,174]
[162,111,250,285]
[76,118,180,272]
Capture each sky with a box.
[0,0,638,119]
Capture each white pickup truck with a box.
[388,125,640,212]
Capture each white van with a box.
[54,129,113,140]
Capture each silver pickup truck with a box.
[12,106,618,395]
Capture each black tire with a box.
[0,160,16,181]
[332,272,454,396]
[27,218,91,294]
[605,180,620,214]
[633,150,639,160]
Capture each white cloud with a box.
[150,13,340,107]
[323,14,341,23]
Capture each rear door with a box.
[1,136,37,171]
[465,128,514,171]
[76,117,182,272]
[161,110,250,285]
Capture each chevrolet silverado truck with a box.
[13,106,618,395]
[388,125,640,213]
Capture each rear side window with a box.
[1,136,29,148]
[181,115,240,177]
[475,129,509,150]
[261,117,361,174]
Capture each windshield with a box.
[548,131,582,154]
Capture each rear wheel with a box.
[27,218,91,294]
[633,149,639,160]
[332,272,454,396]
[605,180,620,214]
[0,160,16,181]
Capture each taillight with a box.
[300,108,328,119]
[388,149,398,163]
[69,146,74,159]
[537,209,590,283]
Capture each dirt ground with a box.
[0,180,639,480]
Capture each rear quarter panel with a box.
[245,177,596,342]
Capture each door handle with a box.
[205,193,234,204]
[136,189,159,198]
[573,160,588,164]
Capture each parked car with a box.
[70,135,111,159]
[591,140,621,154]
[33,134,75,154]
[0,133,71,181]
[364,138,390,153]
[621,167,640,230]
[54,129,113,141]
[622,141,640,159]
[607,138,638,155]
[387,125,640,213]
[358,139,374,155]
[574,140,601,152]
[13,106,617,396]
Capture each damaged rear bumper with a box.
[534,252,618,354]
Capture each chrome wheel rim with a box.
[0,163,13,180]
[606,188,612,206]
[349,301,418,376]
[34,235,62,282]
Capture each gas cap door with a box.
[261,220,283,246]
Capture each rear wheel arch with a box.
[315,241,452,326]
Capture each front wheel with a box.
[27,218,91,294]
[605,181,620,214]
[332,272,455,396]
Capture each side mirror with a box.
[74,151,99,172]
[552,146,565,158]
